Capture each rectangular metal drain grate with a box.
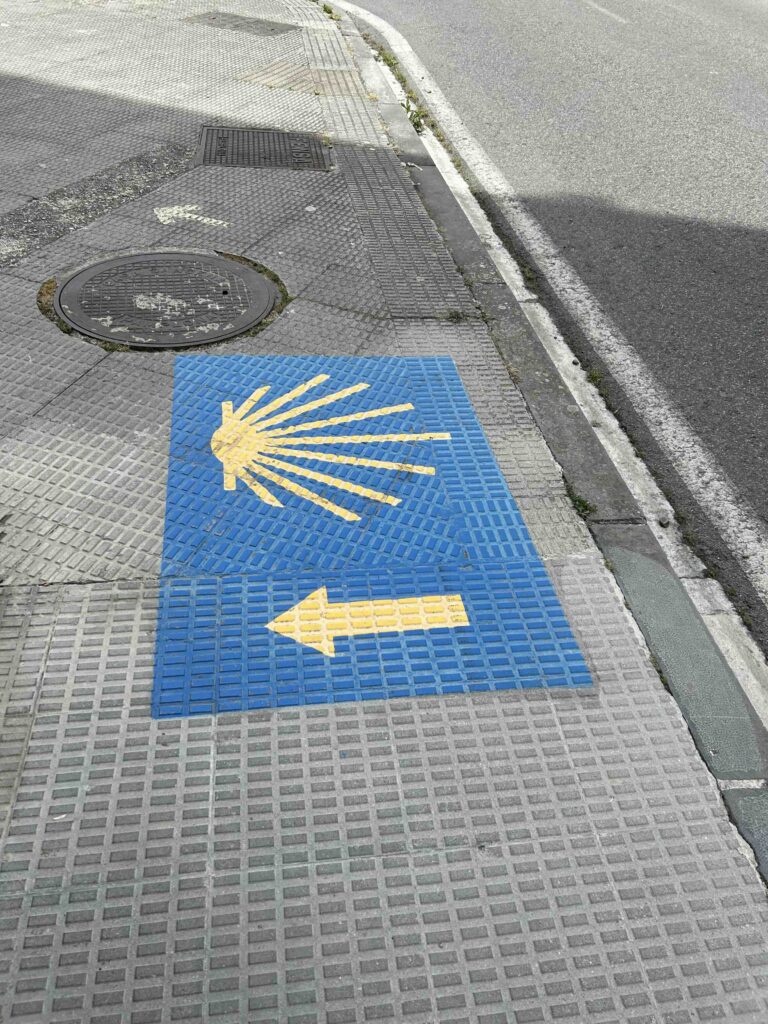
[184,12,298,37]
[195,127,332,171]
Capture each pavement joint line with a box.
[14,350,112,423]
[343,5,768,740]
[588,516,646,525]
[0,584,63,836]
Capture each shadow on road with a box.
[519,192,768,517]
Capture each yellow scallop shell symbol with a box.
[210,373,451,522]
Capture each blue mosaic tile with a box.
[153,355,592,717]
[153,562,591,717]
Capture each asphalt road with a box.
[356,0,768,622]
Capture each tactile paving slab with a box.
[162,355,539,575]
[0,586,39,826]
[1,562,768,1023]
[338,147,480,318]
[152,354,591,717]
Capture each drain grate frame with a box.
[53,250,279,349]
[195,127,332,171]
[184,12,299,37]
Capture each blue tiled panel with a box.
[153,562,591,718]
[153,355,592,717]
[161,355,537,575]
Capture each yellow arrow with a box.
[265,586,469,657]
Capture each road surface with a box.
[356,0,768,638]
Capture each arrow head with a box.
[265,587,336,657]
[153,204,200,224]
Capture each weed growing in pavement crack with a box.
[365,35,434,136]
[362,33,466,170]
[565,481,597,519]
[402,97,427,134]
[322,3,341,20]
[649,652,671,692]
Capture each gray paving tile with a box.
[0,572,766,1022]
[0,275,107,432]
[518,497,594,558]
[0,415,166,583]
[322,96,389,146]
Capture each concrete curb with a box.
[335,1,768,877]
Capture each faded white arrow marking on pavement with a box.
[154,205,229,228]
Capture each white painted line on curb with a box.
[583,0,629,24]
[336,0,768,730]
[423,134,768,730]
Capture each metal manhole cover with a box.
[53,251,277,349]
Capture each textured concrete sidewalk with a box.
[1,1,768,1022]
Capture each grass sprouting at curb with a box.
[363,34,443,140]
[565,481,597,520]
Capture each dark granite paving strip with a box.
[0,144,193,269]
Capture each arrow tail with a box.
[343,594,469,636]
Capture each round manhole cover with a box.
[53,251,277,348]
